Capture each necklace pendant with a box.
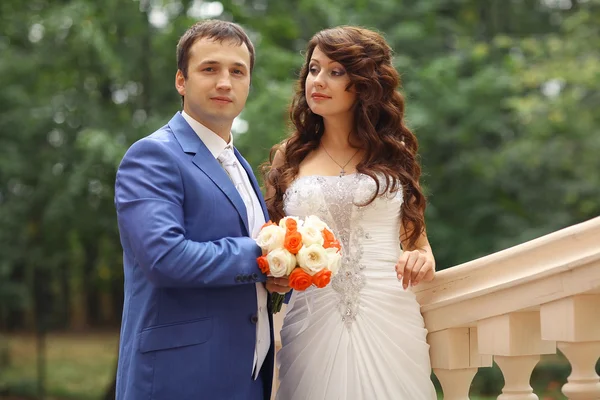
[339,169,345,177]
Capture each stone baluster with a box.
[429,327,493,399]
[478,311,556,400]
[540,294,600,400]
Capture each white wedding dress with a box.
[276,173,436,400]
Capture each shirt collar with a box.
[181,110,233,159]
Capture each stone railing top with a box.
[413,217,600,332]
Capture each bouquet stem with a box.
[271,293,285,314]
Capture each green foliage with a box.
[0,0,598,330]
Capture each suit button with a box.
[250,314,258,324]
[235,275,242,283]
[251,273,258,281]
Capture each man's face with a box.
[176,38,251,135]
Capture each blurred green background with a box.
[0,0,599,398]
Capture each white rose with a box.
[296,244,329,275]
[325,247,342,276]
[298,224,325,247]
[267,248,297,277]
[303,215,330,231]
[278,216,303,229]
[255,224,285,253]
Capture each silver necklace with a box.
[321,144,360,177]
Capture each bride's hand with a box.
[395,249,435,289]
[266,276,292,294]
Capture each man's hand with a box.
[265,277,292,294]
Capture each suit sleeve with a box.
[115,138,265,288]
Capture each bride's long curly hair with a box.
[263,26,426,248]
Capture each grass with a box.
[0,332,119,400]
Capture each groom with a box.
[114,20,287,399]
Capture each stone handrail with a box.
[413,216,600,399]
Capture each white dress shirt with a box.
[181,111,270,379]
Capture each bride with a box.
[263,26,437,400]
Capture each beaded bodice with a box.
[284,173,404,328]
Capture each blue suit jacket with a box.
[114,112,274,400]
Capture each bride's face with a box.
[305,47,356,119]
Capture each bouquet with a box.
[255,215,342,313]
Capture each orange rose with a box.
[312,269,332,288]
[324,239,342,253]
[289,268,312,291]
[332,241,342,252]
[322,228,335,245]
[284,230,303,254]
[261,221,276,230]
[285,218,298,232]
[257,255,270,275]
[322,228,341,253]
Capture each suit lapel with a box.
[235,148,270,223]
[192,151,250,234]
[169,113,250,235]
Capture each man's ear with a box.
[175,69,186,97]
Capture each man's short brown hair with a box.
[177,19,255,79]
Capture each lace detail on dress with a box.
[284,174,393,329]
[323,176,368,329]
